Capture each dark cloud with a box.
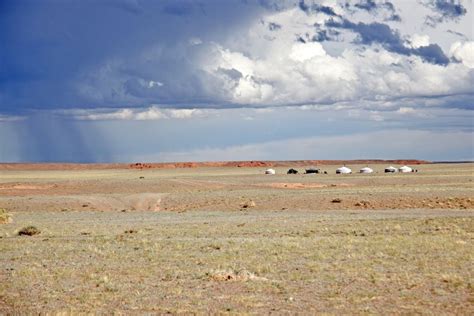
[0,0,467,117]
[0,0,262,114]
[326,19,449,65]
[298,0,310,13]
[312,30,332,42]
[447,29,468,40]
[388,13,401,22]
[298,0,339,16]
[314,5,338,16]
[353,0,401,22]
[217,68,243,81]
[437,93,474,111]
[355,0,377,11]
[296,36,306,43]
[413,44,450,65]
[327,19,406,49]
[296,28,340,43]
[434,0,467,17]
[268,22,282,31]
[424,0,467,26]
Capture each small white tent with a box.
[336,166,352,174]
[359,167,373,174]
[385,166,397,173]
[265,168,276,175]
[399,166,413,173]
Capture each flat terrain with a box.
[0,163,473,313]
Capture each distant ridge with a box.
[0,159,430,171]
[432,161,473,164]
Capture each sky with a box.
[0,0,473,162]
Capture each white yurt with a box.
[399,166,413,173]
[336,166,352,174]
[359,167,374,174]
[385,166,397,173]
[265,168,276,175]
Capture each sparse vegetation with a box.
[0,163,472,313]
[1,209,472,314]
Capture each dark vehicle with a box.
[287,168,298,174]
[305,168,320,174]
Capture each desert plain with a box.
[0,162,473,314]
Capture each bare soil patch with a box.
[263,182,328,189]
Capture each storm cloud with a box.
[424,0,467,26]
[326,19,450,65]
[1,0,473,162]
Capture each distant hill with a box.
[0,159,430,170]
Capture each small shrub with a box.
[206,269,267,282]
[18,226,41,236]
[0,208,12,224]
[241,200,256,209]
[355,200,371,207]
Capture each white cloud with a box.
[134,107,167,120]
[166,109,205,119]
[71,106,208,121]
[193,4,473,108]
[0,114,26,122]
[407,34,430,49]
[450,41,474,68]
[289,42,327,62]
[397,107,416,114]
[77,1,474,113]
[148,80,163,88]
[76,109,135,120]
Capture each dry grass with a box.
[0,209,473,314]
[0,208,11,224]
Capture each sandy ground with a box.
[0,163,473,313]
